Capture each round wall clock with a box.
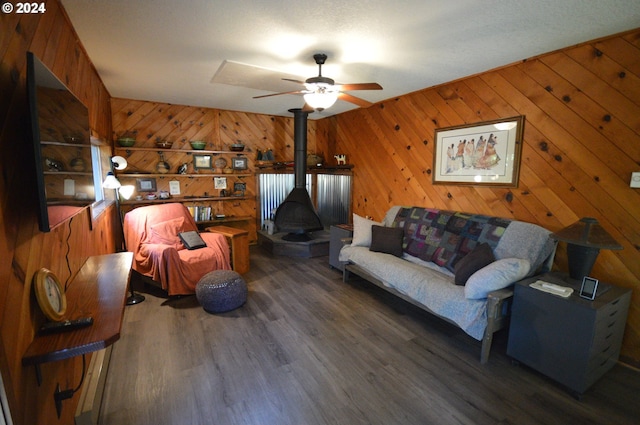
[33,268,67,321]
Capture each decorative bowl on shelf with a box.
[190,140,206,150]
[117,137,135,147]
[230,143,245,152]
[155,140,173,149]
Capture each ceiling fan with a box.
[253,53,382,111]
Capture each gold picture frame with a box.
[432,116,525,187]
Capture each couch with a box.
[123,203,231,296]
[339,206,556,363]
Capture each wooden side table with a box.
[206,225,250,274]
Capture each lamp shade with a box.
[552,217,622,280]
[102,172,121,189]
[303,83,339,110]
[552,217,622,250]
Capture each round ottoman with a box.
[196,270,247,313]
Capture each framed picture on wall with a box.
[193,154,212,170]
[136,177,157,192]
[232,156,248,170]
[214,177,227,190]
[432,116,525,187]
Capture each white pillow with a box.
[464,258,531,299]
[351,213,382,247]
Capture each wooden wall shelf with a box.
[22,252,133,366]
[118,173,252,178]
[115,147,247,155]
[121,196,250,206]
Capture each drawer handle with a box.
[609,311,618,317]
[611,299,620,305]
[600,358,609,366]
[602,345,611,354]
[605,332,613,340]
[607,322,617,328]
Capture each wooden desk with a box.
[23,252,133,366]
[206,225,250,274]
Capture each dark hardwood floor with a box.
[99,247,640,425]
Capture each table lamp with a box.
[552,217,623,281]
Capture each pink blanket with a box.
[123,203,231,295]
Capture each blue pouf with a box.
[196,270,247,313]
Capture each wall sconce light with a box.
[552,217,623,281]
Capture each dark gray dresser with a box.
[507,273,631,396]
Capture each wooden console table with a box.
[23,252,133,367]
[206,225,250,274]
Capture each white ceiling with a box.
[61,0,640,119]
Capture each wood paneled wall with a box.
[0,1,115,424]
[322,29,640,366]
[110,98,319,241]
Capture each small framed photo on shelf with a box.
[214,177,227,190]
[193,154,212,170]
[233,181,246,196]
[232,156,248,170]
[136,177,157,192]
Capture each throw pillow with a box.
[464,258,531,299]
[147,217,185,249]
[351,213,382,247]
[453,243,495,285]
[369,225,404,257]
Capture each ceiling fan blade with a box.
[282,78,306,85]
[253,90,304,99]
[338,92,373,108]
[338,82,382,91]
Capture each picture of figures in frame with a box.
[432,116,524,187]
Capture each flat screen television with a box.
[26,52,95,232]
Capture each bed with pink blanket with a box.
[123,203,231,296]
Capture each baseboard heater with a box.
[74,346,112,425]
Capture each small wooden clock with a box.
[33,268,67,321]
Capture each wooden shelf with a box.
[42,141,91,148]
[121,196,250,206]
[196,216,252,227]
[115,147,248,155]
[22,252,133,366]
[117,173,252,178]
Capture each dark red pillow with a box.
[454,243,495,285]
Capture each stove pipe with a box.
[273,108,323,239]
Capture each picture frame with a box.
[193,154,212,170]
[214,176,227,190]
[136,177,157,192]
[432,116,525,187]
[233,181,246,196]
[231,156,248,170]
[580,276,599,300]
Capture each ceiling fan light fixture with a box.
[304,90,339,110]
[303,82,339,109]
